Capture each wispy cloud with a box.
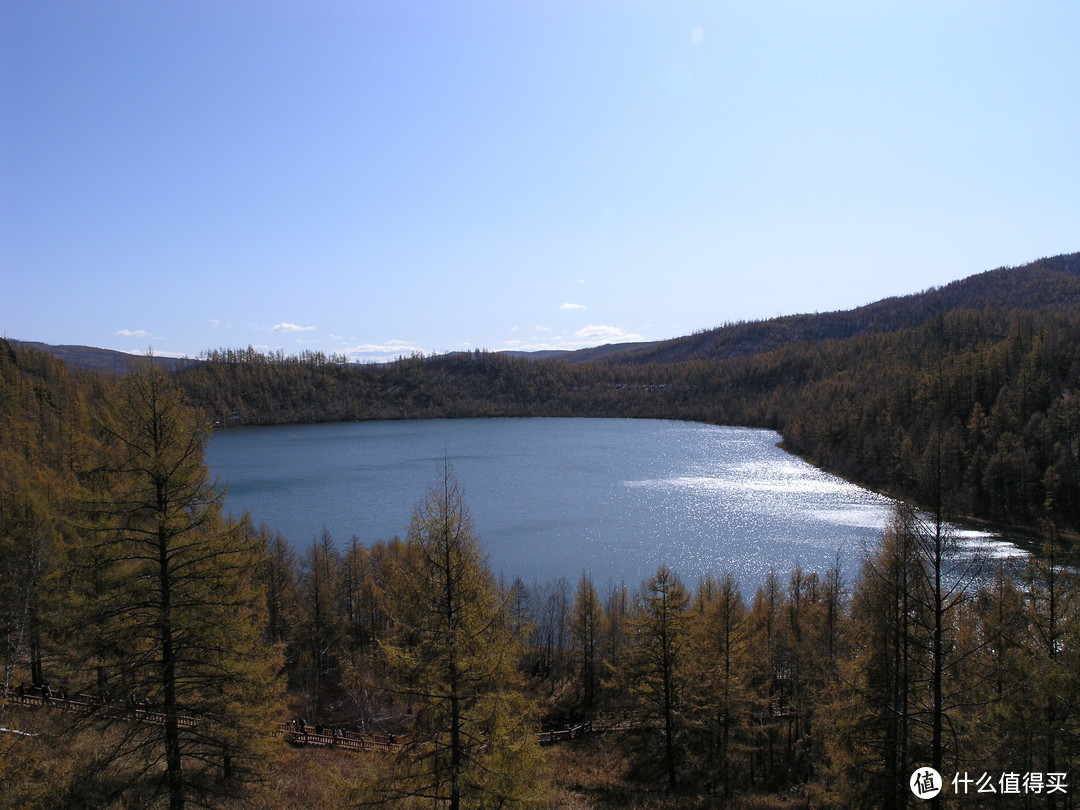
[115,329,152,338]
[561,302,586,310]
[272,322,317,333]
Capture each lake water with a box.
[204,418,1025,591]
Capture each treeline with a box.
[773,307,1080,532]
[178,348,688,425]
[4,340,1079,807]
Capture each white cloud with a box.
[115,329,151,338]
[272,322,316,333]
[124,348,187,359]
[341,339,426,363]
[502,339,568,352]
[574,324,644,343]
[501,323,644,353]
[561,302,586,310]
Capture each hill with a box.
[7,340,191,376]
[559,252,1080,364]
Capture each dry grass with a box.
[540,734,810,809]
[3,705,810,808]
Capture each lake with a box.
[204,417,1025,591]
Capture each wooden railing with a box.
[535,721,591,745]
[273,722,400,752]
[5,686,646,755]
[6,685,200,728]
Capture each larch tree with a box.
[821,506,932,810]
[74,363,283,809]
[622,565,690,791]
[568,572,606,711]
[296,528,343,718]
[686,572,750,800]
[372,460,546,809]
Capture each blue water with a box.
[204,418,1023,590]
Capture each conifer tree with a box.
[621,566,689,791]
[74,363,283,809]
[374,461,546,808]
[821,507,931,809]
[568,572,605,711]
[686,572,750,800]
[296,528,343,717]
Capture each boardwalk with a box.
[273,722,401,753]
[5,686,640,755]
[6,685,199,728]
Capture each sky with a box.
[2,1,1078,362]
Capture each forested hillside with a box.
[560,252,1080,365]
[4,337,1078,807]
[174,253,1080,535]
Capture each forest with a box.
[1,324,1078,808]
[2,253,1079,807]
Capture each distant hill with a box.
[7,341,192,376]
[558,252,1080,364]
[18,253,1079,374]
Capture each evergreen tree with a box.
[296,528,343,717]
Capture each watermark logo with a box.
[911,767,943,800]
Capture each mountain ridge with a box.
[557,252,1080,364]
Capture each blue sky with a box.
[3,1,1078,361]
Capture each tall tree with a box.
[622,566,690,791]
[76,363,282,809]
[375,461,545,808]
[568,572,606,711]
[821,507,931,809]
[296,528,343,717]
[686,572,750,800]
